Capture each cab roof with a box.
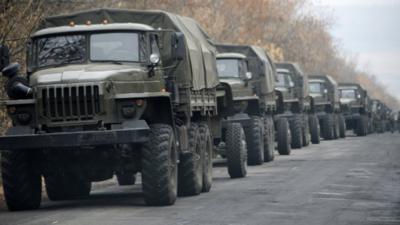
[338,83,364,90]
[309,75,337,86]
[276,68,290,74]
[32,23,154,37]
[216,53,247,59]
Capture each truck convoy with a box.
[275,62,312,150]
[308,75,346,140]
[0,8,395,213]
[338,83,370,136]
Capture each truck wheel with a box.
[333,115,340,139]
[277,118,291,155]
[322,114,334,140]
[45,173,91,201]
[116,172,136,186]
[338,115,346,138]
[290,115,303,149]
[142,124,177,205]
[302,115,310,147]
[263,116,275,162]
[309,115,320,144]
[1,150,42,211]
[244,116,264,165]
[225,123,247,178]
[198,123,213,192]
[356,116,368,136]
[178,123,203,196]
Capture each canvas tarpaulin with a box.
[216,44,275,94]
[37,8,219,91]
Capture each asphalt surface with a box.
[0,132,399,225]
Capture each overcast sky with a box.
[314,0,400,101]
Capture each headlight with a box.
[16,112,32,125]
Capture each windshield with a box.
[340,89,356,99]
[37,35,86,67]
[309,82,323,94]
[217,59,245,78]
[276,72,291,87]
[90,33,139,62]
[36,32,142,68]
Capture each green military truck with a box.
[275,62,311,151]
[371,99,387,133]
[0,8,224,210]
[215,44,277,170]
[397,111,400,133]
[338,83,370,136]
[308,75,345,141]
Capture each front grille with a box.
[41,85,101,122]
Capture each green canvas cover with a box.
[37,8,218,91]
[216,44,275,94]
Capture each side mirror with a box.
[0,45,10,71]
[357,94,361,99]
[2,62,20,78]
[245,72,252,80]
[289,81,295,88]
[323,89,328,94]
[172,32,186,61]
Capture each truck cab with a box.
[338,83,369,136]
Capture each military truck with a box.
[371,99,387,133]
[397,111,400,133]
[275,62,312,150]
[0,8,223,211]
[308,75,345,141]
[338,83,370,136]
[215,44,277,170]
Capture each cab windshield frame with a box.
[30,30,149,72]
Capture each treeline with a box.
[0,0,399,132]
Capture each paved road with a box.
[0,133,399,225]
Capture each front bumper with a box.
[0,120,149,150]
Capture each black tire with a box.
[116,172,136,186]
[309,115,320,144]
[225,123,247,178]
[142,124,177,206]
[322,114,334,140]
[338,115,346,138]
[277,118,291,155]
[333,114,340,139]
[290,115,303,149]
[1,150,42,211]
[198,123,213,192]
[263,116,275,162]
[302,115,310,147]
[45,173,91,201]
[356,116,368,136]
[244,116,264,165]
[178,123,203,196]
